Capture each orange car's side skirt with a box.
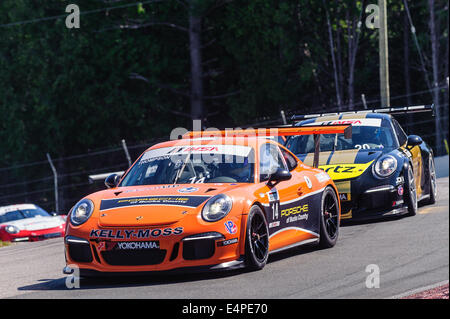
[268,227,319,253]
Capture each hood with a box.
[299,149,384,180]
[2,216,65,231]
[90,183,247,227]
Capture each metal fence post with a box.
[361,94,368,109]
[46,153,59,213]
[121,139,132,167]
[280,110,287,125]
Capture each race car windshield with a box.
[120,145,256,185]
[0,207,51,223]
[287,120,397,154]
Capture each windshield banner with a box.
[99,195,211,211]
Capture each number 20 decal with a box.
[355,144,370,150]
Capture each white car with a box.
[0,204,66,242]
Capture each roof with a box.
[0,204,37,215]
[146,136,265,153]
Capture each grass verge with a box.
[0,240,11,248]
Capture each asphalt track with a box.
[1,178,448,299]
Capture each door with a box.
[256,142,319,252]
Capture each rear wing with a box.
[183,125,352,168]
[291,104,434,121]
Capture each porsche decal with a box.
[280,204,309,217]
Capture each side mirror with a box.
[105,174,120,189]
[407,135,423,148]
[268,169,292,185]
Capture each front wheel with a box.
[404,164,418,216]
[424,156,437,205]
[319,186,340,248]
[245,206,269,271]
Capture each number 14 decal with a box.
[188,176,206,184]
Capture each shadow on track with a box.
[17,243,322,292]
[340,215,405,227]
[17,269,245,292]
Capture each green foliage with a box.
[0,0,447,167]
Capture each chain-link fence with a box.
[0,94,448,214]
[0,138,164,214]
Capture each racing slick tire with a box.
[423,156,437,205]
[319,186,340,249]
[245,205,269,271]
[404,164,418,216]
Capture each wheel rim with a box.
[408,167,417,210]
[323,194,339,239]
[430,159,437,197]
[250,213,268,262]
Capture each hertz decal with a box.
[319,161,374,180]
[280,204,309,217]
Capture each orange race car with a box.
[63,125,351,276]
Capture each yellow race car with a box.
[287,105,437,221]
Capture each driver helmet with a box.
[228,157,251,180]
[356,127,380,145]
[260,149,280,176]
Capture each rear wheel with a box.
[319,186,340,248]
[245,206,269,270]
[404,164,418,216]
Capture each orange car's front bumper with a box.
[63,214,245,275]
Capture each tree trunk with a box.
[323,0,342,111]
[403,10,412,134]
[428,0,442,154]
[336,25,344,110]
[444,7,449,147]
[346,8,353,110]
[189,10,204,125]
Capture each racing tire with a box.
[319,186,340,249]
[424,156,437,205]
[245,206,269,271]
[404,164,418,216]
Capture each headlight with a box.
[70,199,94,226]
[4,225,19,234]
[201,194,233,222]
[374,155,397,178]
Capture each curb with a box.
[388,280,449,299]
